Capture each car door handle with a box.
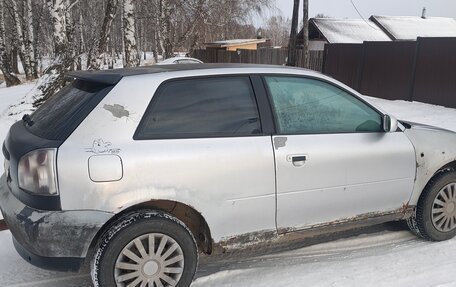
[287,155,308,167]
[292,156,307,162]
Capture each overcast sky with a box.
[269,0,456,21]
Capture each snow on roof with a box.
[311,18,391,43]
[370,16,456,40]
[206,39,268,47]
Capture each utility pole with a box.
[287,0,300,66]
[302,0,309,68]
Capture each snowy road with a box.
[0,223,455,286]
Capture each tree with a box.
[35,0,74,104]
[11,0,31,80]
[263,16,290,46]
[0,0,20,86]
[302,0,309,68]
[122,0,139,67]
[287,0,299,66]
[158,0,173,59]
[88,0,120,70]
[315,13,330,18]
[25,0,38,78]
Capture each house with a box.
[298,16,456,51]
[204,39,271,51]
[369,15,456,40]
[298,18,391,50]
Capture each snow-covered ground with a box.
[0,84,456,286]
[0,83,35,163]
[0,224,454,286]
[193,228,456,287]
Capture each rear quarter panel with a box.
[57,72,277,241]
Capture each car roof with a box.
[67,64,315,85]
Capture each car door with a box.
[263,75,416,232]
[130,75,276,241]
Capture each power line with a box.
[350,0,378,29]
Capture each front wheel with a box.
[91,210,198,287]
[408,170,456,241]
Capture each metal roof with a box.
[310,18,391,43]
[370,15,456,40]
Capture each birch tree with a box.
[158,0,174,59]
[11,0,31,79]
[35,0,73,104]
[24,0,38,78]
[89,0,119,70]
[0,0,20,86]
[122,0,139,67]
[264,16,290,46]
[65,0,75,69]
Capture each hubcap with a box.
[431,183,456,232]
[114,233,184,287]
[143,260,159,276]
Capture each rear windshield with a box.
[27,80,112,140]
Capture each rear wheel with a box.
[91,210,198,287]
[409,170,456,241]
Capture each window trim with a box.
[260,74,388,136]
[133,74,265,140]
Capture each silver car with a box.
[1,64,456,287]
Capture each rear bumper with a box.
[13,237,85,272]
[0,174,113,271]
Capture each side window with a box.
[135,77,261,139]
[264,76,383,134]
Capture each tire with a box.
[410,170,456,241]
[406,216,422,238]
[91,210,198,287]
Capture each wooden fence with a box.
[191,48,324,72]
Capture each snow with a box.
[0,225,455,286]
[311,18,391,44]
[193,229,456,287]
[371,15,456,40]
[207,39,268,47]
[1,83,456,285]
[0,84,35,171]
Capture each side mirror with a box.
[383,114,398,132]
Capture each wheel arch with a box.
[411,160,456,207]
[88,200,213,258]
[435,160,456,175]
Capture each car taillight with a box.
[18,149,58,196]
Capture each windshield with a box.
[27,80,112,140]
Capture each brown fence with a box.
[323,37,456,108]
[191,48,324,72]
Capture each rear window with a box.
[27,80,112,140]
